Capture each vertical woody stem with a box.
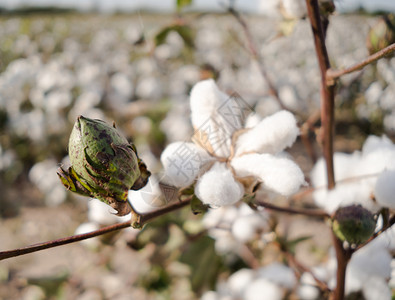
[305,1,348,300]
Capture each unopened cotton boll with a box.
[160,142,212,188]
[375,170,395,209]
[195,163,244,207]
[231,153,305,196]
[235,110,299,156]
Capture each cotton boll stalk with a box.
[375,170,395,209]
[235,110,299,156]
[243,278,283,300]
[195,162,244,207]
[231,153,305,196]
[160,142,213,188]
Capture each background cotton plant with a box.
[161,79,305,207]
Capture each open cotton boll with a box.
[362,135,395,155]
[243,278,283,300]
[227,269,255,298]
[257,263,296,289]
[128,176,164,214]
[88,199,131,225]
[362,276,392,300]
[160,141,212,188]
[195,162,244,207]
[375,170,395,209]
[231,214,264,243]
[235,110,299,156]
[231,153,305,196]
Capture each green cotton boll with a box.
[332,205,376,245]
[58,115,151,216]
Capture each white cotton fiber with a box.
[227,269,255,298]
[235,110,299,156]
[190,79,224,128]
[375,170,395,209]
[160,142,212,188]
[362,135,395,155]
[231,153,305,196]
[257,263,296,289]
[128,176,165,214]
[243,278,283,300]
[88,199,131,225]
[195,162,244,207]
[231,214,264,243]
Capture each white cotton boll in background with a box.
[227,268,255,298]
[298,272,320,300]
[235,110,299,156]
[362,135,394,155]
[195,163,244,207]
[257,262,296,289]
[281,0,307,19]
[87,199,131,225]
[200,291,219,300]
[243,278,283,300]
[160,142,212,188]
[74,222,100,248]
[231,214,264,243]
[362,276,392,300]
[231,153,305,196]
[375,170,395,209]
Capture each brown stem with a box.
[331,231,353,300]
[228,7,291,111]
[254,200,329,218]
[305,0,335,190]
[0,198,192,261]
[327,43,395,83]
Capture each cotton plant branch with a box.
[304,1,348,300]
[326,42,395,84]
[0,197,192,261]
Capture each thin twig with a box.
[327,43,395,83]
[0,198,192,261]
[254,199,329,218]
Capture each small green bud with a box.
[57,116,151,216]
[332,205,376,245]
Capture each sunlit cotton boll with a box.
[375,170,395,209]
[195,162,244,207]
[257,262,296,289]
[231,214,265,243]
[160,141,213,188]
[231,153,305,196]
[235,110,299,156]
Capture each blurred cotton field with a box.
[1,7,395,300]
